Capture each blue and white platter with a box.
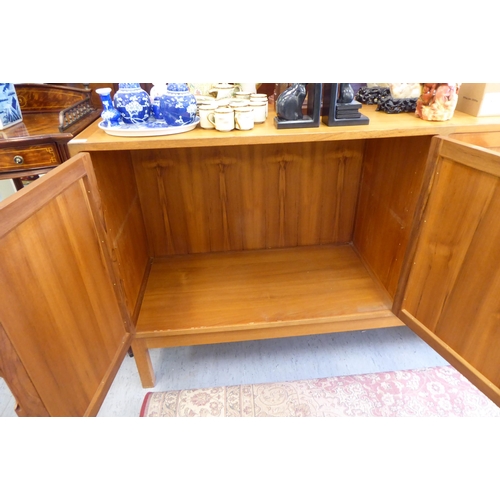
[98,117,200,137]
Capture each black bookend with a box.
[274,83,322,129]
[322,83,369,127]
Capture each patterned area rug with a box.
[140,365,500,417]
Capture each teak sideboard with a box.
[1,105,500,416]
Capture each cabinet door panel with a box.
[0,153,132,416]
[396,136,500,405]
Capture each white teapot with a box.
[209,83,239,100]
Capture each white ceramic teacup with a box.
[214,97,231,107]
[249,97,268,104]
[229,100,249,109]
[199,103,218,129]
[249,95,268,117]
[196,95,216,105]
[234,107,254,131]
[208,106,235,131]
[250,101,267,123]
[234,91,252,100]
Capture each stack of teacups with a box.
[201,105,256,132]
[195,94,216,111]
[249,93,268,123]
[197,89,269,131]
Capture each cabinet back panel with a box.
[132,141,364,256]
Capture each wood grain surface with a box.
[90,150,150,321]
[133,141,364,256]
[397,134,500,404]
[353,136,432,298]
[0,143,61,172]
[0,154,132,416]
[136,244,398,337]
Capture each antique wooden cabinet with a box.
[1,105,500,416]
[0,84,101,190]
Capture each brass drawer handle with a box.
[13,155,24,165]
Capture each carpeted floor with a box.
[140,364,500,417]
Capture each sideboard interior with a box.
[86,133,437,386]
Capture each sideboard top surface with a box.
[1,110,102,147]
[68,104,500,155]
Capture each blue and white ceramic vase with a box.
[159,83,197,126]
[95,87,121,126]
[113,83,152,124]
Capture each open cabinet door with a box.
[0,153,133,416]
[395,134,500,405]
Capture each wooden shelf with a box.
[135,244,403,347]
[68,105,500,155]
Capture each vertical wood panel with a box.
[354,136,431,298]
[403,160,497,329]
[297,143,325,246]
[0,156,131,416]
[133,141,364,256]
[0,322,49,417]
[323,143,364,244]
[162,149,212,253]
[399,136,500,399]
[91,151,150,320]
[133,153,172,255]
[433,180,500,385]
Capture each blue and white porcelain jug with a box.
[159,83,197,126]
[113,83,152,124]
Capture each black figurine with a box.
[338,83,354,103]
[276,83,307,121]
[274,83,322,129]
